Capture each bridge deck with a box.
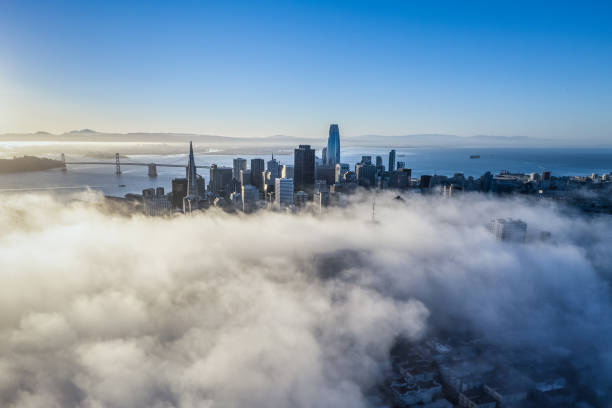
[65,162,209,168]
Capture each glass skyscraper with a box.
[388,149,396,172]
[326,124,341,166]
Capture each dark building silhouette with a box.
[355,162,377,187]
[209,164,233,197]
[251,158,265,191]
[171,178,188,208]
[294,144,315,193]
[420,175,432,189]
[390,168,411,188]
[388,149,396,172]
[316,164,336,186]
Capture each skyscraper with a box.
[327,124,341,166]
[375,156,384,174]
[240,169,251,186]
[275,178,294,207]
[241,184,259,213]
[281,164,294,179]
[294,145,315,193]
[186,141,198,198]
[267,155,279,180]
[388,149,396,172]
[209,164,233,197]
[183,141,199,212]
[233,158,247,181]
[251,158,265,191]
[355,162,377,187]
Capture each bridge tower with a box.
[148,163,157,177]
[61,153,67,171]
[115,153,121,175]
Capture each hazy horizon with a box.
[2,1,611,140]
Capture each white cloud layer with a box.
[0,191,610,407]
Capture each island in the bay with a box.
[0,155,64,173]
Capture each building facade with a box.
[275,178,294,207]
[327,124,341,166]
[294,145,315,194]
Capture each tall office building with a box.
[233,158,247,181]
[251,158,265,191]
[335,163,349,183]
[241,184,259,213]
[171,178,188,208]
[316,165,336,185]
[183,142,199,212]
[322,147,328,165]
[240,169,252,186]
[281,164,294,179]
[294,145,315,193]
[275,178,294,207]
[186,142,198,198]
[375,156,384,174]
[267,155,280,181]
[355,162,377,187]
[209,164,233,197]
[327,124,341,166]
[389,149,396,172]
[361,156,372,165]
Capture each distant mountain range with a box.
[0,129,607,148]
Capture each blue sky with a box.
[1,0,611,139]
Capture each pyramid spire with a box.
[186,141,198,197]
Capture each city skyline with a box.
[2,2,612,406]
[2,1,612,140]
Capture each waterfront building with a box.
[144,196,172,216]
[327,124,341,166]
[142,188,155,199]
[294,145,315,193]
[275,178,294,207]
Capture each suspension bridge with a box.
[60,153,210,177]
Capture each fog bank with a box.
[0,192,610,407]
